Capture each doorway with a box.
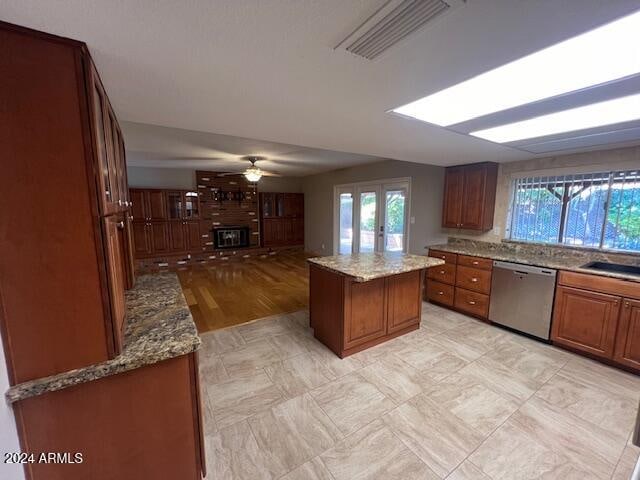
[334,179,410,254]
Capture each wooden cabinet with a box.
[442,162,498,231]
[425,249,492,320]
[260,192,304,247]
[551,271,640,372]
[0,22,133,383]
[552,286,620,359]
[310,265,424,357]
[130,189,167,222]
[614,299,640,370]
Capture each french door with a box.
[335,179,410,254]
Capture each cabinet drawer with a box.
[427,263,456,285]
[454,287,489,317]
[428,249,457,265]
[456,265,491,294]
[457,255,492,271]
[426,280,454,306]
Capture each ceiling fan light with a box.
[244,165,263,182]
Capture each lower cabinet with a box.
[614,299,640,369]
[133,221,200,258]
[13,353,205,480]
[551,285,620,359]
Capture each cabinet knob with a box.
[472,261,479,265]
[440,270,445,274]
[471,278,478,282]
[438,291,444,295]
[625,302,630,308]
[116,221,124,230]
[468,300,476,305]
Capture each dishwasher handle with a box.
[493,260,557,277]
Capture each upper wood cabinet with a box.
[260,192,304,247]
[442,162,498,231]
[130,189,167,222]
[167,190,200,220]
[0,22,133,383]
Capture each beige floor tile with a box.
[382,393,484,477]
[359,355,434,404]
[536,371,638,438]
[265,353,335,399]
[220,338,283,377]
[394,337,467,382]
[200,384,219,437]
[321,419,438,480]
[426,330,490,363]
[199,353,229,385]
[426,372,520,436]
[248,394,342,473]
[469,419,594,480]
[200,327,246,355]
[512,396,625,478]
[236,315,292,342]
[206,420,285,480]
[206,371,284,429]
[446,460,492,480]
[305,341,365,378]
[350,336,408,365]
[311,373,395,435]
[612,445,640,480]
[483,339,567,384]
[458,355,540,403]
[561,357,640,402]
[281,457,334,480]
[268,332,310,359]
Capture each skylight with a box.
[392,10,640,126]
[470,93,640,143]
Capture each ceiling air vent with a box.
[336,0,464,60]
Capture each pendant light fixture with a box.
[243,157,263,182]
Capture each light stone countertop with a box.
[428,238,640,283]
[6,273,200,404]
[307,253,445,282]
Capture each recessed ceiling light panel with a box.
[470,93,640,143]
[392,9,640,126]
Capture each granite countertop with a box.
[308,253,444,282]
[6,273,200,404]
[427,239,640,283]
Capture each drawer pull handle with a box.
[472,261,479,265]
[438,291,444,295]
[441,256,446,259]
[440,270,446,274]
[471,278,478,282]
[468,301,476,305]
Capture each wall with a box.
[127,166,303,192]
[0,336,25,480]
[302,159,447,255]
[444,145,640,244]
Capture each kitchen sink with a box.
[581,261,640,276]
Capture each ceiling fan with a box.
[212,156,272,182]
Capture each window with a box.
[509,170,640,252]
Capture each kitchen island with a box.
[308,253,444,357]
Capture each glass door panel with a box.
[184,191,199,218]
[339,192,354,254]
[383,189,407,252]
[358,190,378,253]
[167,191,183,220]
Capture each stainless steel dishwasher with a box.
[489,261,557,340]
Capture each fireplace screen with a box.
[213,226,250,249]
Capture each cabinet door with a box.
[344,277,387,350]
[89,69,118,215]
[551,286,620,359]
[132,222,151,257]
[282,218,294,244]
[442,167,463,228]
[121,213,136,289]
[169,221,186,252]
[147,191,167,220]
[387,271,421,334]
[149,222,170,254]
[459,164,487,229]
[117,129,129,208]
[293,217,304,244]
[106,108,122,209]
[130,189,147,221]
[166,191,184,220]
[614,298,640,370]
[261,193,275,218]
[185,221,201,250]
[184,191,199,219]
[275,194,285,217]
[102,216,125,351]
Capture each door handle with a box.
[116,221,125,230]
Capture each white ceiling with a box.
[122,121,384,176]
[3,0,640,169]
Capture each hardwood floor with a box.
[178,250,310,332]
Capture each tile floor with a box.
[199,302,640,480]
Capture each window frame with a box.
[507,169,640,253]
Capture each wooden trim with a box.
[189,353,206,478]
[558,271,640,299]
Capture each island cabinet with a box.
[551,271,640,372]
[442,162,498,231]
[308,254,443,358]
[0,21,133,383]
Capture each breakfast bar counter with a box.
[307,253,444,357]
